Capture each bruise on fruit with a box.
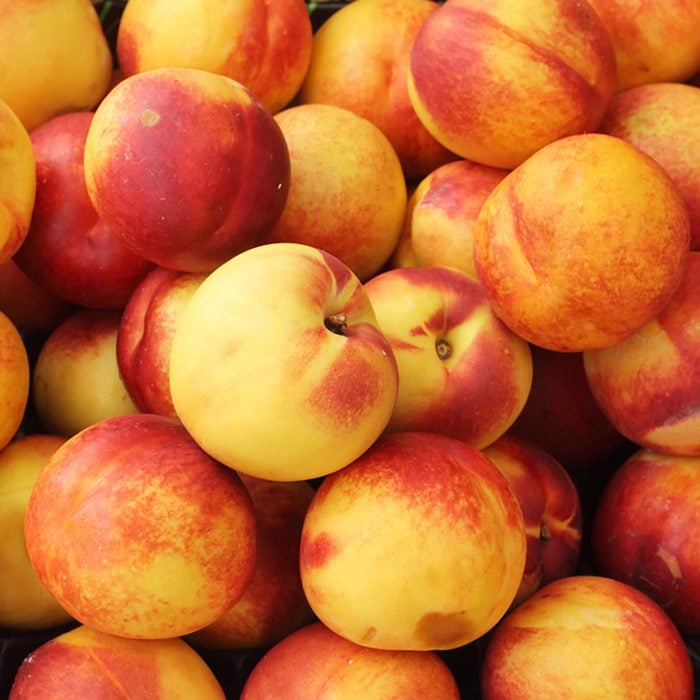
[414,610,474,649]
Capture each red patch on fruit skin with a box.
[306,329,397,433]
[300,531,341,570]
[39,308,122,360]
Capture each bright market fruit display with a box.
[0,0,699,697]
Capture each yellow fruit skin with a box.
[0,99,35,263]
[0,0,112,131]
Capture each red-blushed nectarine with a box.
[169,242,399,482]
[586,0,700,91]
[31,309,139,437]
[509,345,634,479]
[0,259,73,334]
[0,0,112,132]
[599,81,700,250]
[299,431,527,651]
[188,475,315,651]
[9,625,225,698]
[481,575,694,699]
[117,266,206,418]
[0,310,30,451]
[0,434,72,631]
[14,111,155,310]
[299,0,457,179]
[364,265,532,448]
[390,159,510,278]
[83,66,290,273]
[117,0,312,114]
[265,103,407,281]
[0,98,35,265]
[473,132,691,352]
[24,413,257,640]
[591,449,700,636]
[240,621,461,699]
[583,252,700,456]
[482,434,583,607]
[407,0,617,169]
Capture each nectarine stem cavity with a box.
[435,338,451,360]
[324,312,347,335]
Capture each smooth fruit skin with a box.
[481,575,694,700]
[24,414,257,640]
[483,434,583,607]
[169,242,399,482]
[117,266,206,418]
[31,310,139,438]
[583,252,700,456]
[0,99,35,264]
[364,265,532,448]
[299,0,457,179]
[473,133,691,352]
[267,103,407,282]
[599,82,700,250]
[0,0,112,131]
[394,159,510,279]
[0,434,72,631]
[591,449,700,635]
[83,67,290,273]
[240,621,461,699]
[407,0,616,168]
[117,0,312,114]
[299,431,527,651]
[14,111,155,310]
[9,625,225,699]
[0,311,30,451]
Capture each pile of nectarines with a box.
[0,0,699,697]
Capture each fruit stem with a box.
[325,312,347,335]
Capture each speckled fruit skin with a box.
[364,265,532,449]
[117,0,312,115]
[14,111,155,310]
[240,622,461,699]
[299,431,527,651]
[169,242,399,483]
[188,475,315,651]
[24,414,257,640]
[9,625,225,699]
[583,252,700,456]
[83,67,290,273]
[117,266,206,418]
[481,575,694,700]
[599,82,700,250]
[407,0,616,169]
[585,0,700,91]
[299,0,457,179]
[591,449,700,636]
[473,133,691,352]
